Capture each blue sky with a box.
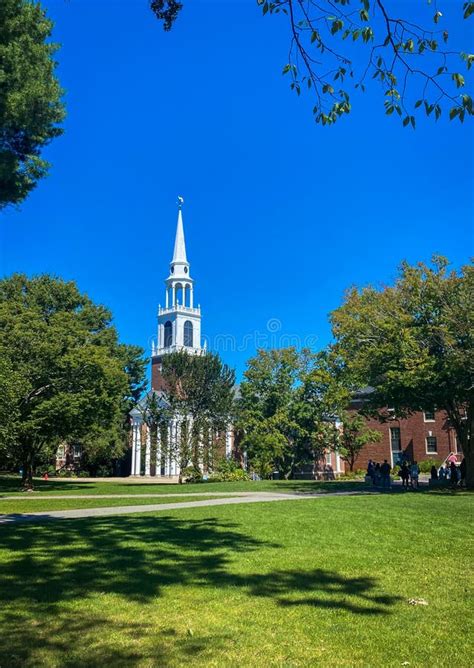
[1,0,473,379]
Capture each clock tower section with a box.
[151,202,203,391]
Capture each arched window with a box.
[184,320,193,347]
[175,283,183,306]
[164,321,172,348]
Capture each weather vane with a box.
[177,195,184,209]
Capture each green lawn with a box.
[0,475,367,497]
[0,493,472,667]
[0,495,231,515]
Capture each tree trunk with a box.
[462,434,473,489]
[22,457,34,490]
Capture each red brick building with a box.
[346,392,461,471]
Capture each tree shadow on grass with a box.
[240,568,400,615]
[0,609,232,668]
[0,514,400,665]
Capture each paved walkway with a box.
[0,492,270,500]
[0,490,374,525]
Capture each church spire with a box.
[172,207,188,264]
[169,197,190,278]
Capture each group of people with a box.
[367,456,467,490]
[432,458,467,488]
[366,459,394,489]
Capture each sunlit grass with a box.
[0,493,472,667]
[0,495,231,515]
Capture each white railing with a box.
[158,305,200,315]
[151,344,205,357]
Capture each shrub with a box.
[208,458,249,482]
[418,458,442,473]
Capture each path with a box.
[0,490,375,525]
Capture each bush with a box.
[208,458,249,482]
[418,458,442,473]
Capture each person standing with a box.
[380,459,391,489]
[400,461,410,489]
[460,458,467,488]
[410,461,420,489]
[450,461,458,488]
[374,462,381,486]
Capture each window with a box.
[184,320,193,347]
[390,427,402,466]
[424,409,435,421]
[57,445,65,458]
[325,451,332,465]
[455,435,462,454]
[426,436,437,453]
[164,321,172,347]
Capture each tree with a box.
[330,256,474,486]
[159,350,236,474]
[238,348,341,478]
[151,0,473,127]
[0,0,65,209]
[0,274,146,487]
[336,411,382,471]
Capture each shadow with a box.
[0,609,231,668]
[240,568,400,615]
[0,476,101,496]
[0,512,401,665]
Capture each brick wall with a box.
[151,356,166,392]
[346,409,458,471]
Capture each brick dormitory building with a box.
[344,388,462,472]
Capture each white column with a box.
[165,423,171,476]
[225,427,232,459]
[156,425,161,477]
[131,423,137,476]
[134,422,142,475]
[145,426,151,476]
[190,285,194,308]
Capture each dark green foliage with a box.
[0,0,65,208]
[150,0,183,31]
[0,274,146,487]
[160,350,236,471]
[238,348,348,478]
[209,457,250,482]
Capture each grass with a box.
[0,492,472,667]
[0,495,231,515]
[0,475,368,497]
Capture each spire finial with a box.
[177,195,184,210]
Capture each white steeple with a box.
[152,197,202,358]
[169,199,190,280]
[172,208,187,263]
